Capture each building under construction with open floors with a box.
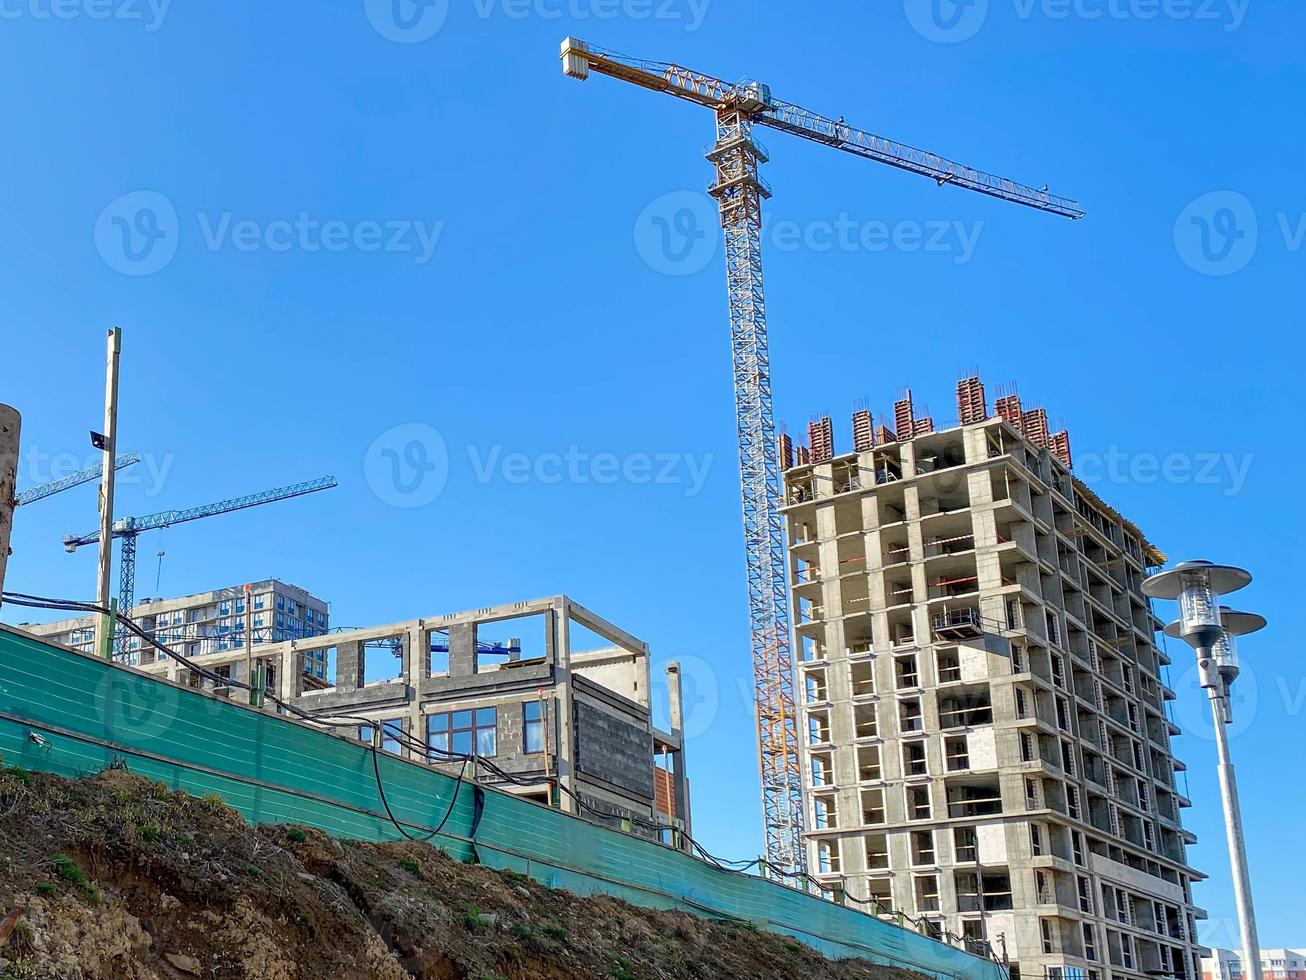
[96,594,692,845]
[779,376,1204,980]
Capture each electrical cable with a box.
[4,590,1004,964]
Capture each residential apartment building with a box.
[1204,949,1306,980]
[24,579,331,677]
[780,377,1203,980]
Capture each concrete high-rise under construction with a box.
[780,377,1204,980]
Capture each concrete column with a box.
[449,623,477,676]
[407,621,427,759]
[665,662,692,837]
[336,641,363,691]
[279,641,300,702]
[0,404,19,605]
[553,600,578,814]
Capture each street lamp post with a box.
[1144,561,1264,980]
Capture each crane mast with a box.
[562,37,1082,880]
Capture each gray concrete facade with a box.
[782,411,1203,980]
[94,594,691,843]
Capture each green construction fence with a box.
[0,625,1002,980]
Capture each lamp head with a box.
[1145,560,1252,648]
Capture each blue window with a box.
[359,721,404,755]
[427,708,496,759]
[235,599,245,614]
[219,602,230,616]
[276,596,285,611]
[523,701,545,754]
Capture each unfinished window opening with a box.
[865,876,893,912]
[861,788,886,825]
[807,711,831,746]
[1056,696,1072,731]
[363,634,405,687]
[854,702,879,739]
[907,785,932,820]
[1029,823,1045,857]
[889,611,916,647]
[954,826,978,863]
[939,690,993,728]
[948,780,1002,818]
[1020,732,1035,763]
[945,735,970,772]
[911,830,936,866]
[865,833,889,869]
[959,871,1013,912]
[857,745,882,782]
[812,794,837,830]
[816,840,841,874]
[1083,923,1098,961]
[804,668,828,704]
[850,660,875,697]
[1035,870,1054,904]
[809,752,832,788]
[800,633,824,662]
[429,630,450,676]
[937,647,961,683]
[899,698,924,734]
[902,741,928,777]
[915,874,941,912]
[895,653,920,689]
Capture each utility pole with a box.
[94,327,122,658]
[244,583,255,698]
[0,403,21,606]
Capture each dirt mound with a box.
[0,764,922,980]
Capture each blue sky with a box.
[1,0,1302,945]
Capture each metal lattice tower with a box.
[707,105,804,872]
[561,38,1082,878]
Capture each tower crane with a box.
[561,38,1083,878]
[63,476,337,652]
[15,453,141,507]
